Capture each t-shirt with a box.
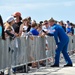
[27,25,31,32]
[0,26,2,36]
[30,28,39,36]
[23,26,28,31]
[66,27,72,33]
[12,22,22,33]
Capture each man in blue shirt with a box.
[44,18,73,67]
[29,23,39,36]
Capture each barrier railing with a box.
[0,35,75,74]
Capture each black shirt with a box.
[12,22,22,33]
[62,26,66,32]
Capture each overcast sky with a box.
[0,0,75,23]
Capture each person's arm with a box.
[47,33,54,36]
[53,31,59,45]
[43,29,59,45]
[5,30,15,37]
[42,30,54,36]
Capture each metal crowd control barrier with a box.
[0,35,75,74]
[0,37,11,74]
[73,35,75,51]
[68,36,75,55]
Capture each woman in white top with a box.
[19,18,29,37]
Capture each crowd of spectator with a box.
[0,12,75,73]
[0,12,75,40]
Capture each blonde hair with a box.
[4,22,12,31]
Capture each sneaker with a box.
[50,64,59,67]
[40,62,46,67]
[64,64,73,67]
[0,71,4,75]
[12,67,16,74]
[12,65,30,73]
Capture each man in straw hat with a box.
[43,18,73,67]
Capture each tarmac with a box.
[16,53,75,75]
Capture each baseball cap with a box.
[12,12,21,17]
[6,16,14,23]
